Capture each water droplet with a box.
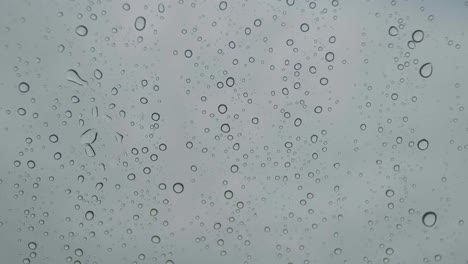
[226,77,235,87]
[388,26,399,36]
[325,52,335,62]
[224,190,233,199]
[84,143,96,157]
[300,23,309,32]
[173,183,184,193]
[151,235,161,244]
[151,112,160,121]
[18,82,30,93]
[419,63,433,78]
[417,139,429,150]
[66,69,88,86]
[219,1,227,10]
[184,49,193,58]
[85,210,95,221]
[75,25,88,36]
[75,248,83,256]
[422,211,437,227]
[158,3,165,13]
[412,30,424,43]
[135,16,146,31]
[80,129,98,144]
[221,123,230,133]
[150,208,158,216]
[49,134,59,143]
[94,69,103,80]
[28,242,37,250]
[218,104,227,114]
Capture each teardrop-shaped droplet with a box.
[158,3,165,13]
[66,69,88,86]
[419,63,433,78]
[134,16,146,31]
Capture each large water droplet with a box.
[417,139,429,150]
[419,63,433,78]
[388,26,399,36]
[75,25,88,36]
[84,143,96,157]
[412,30,424,43]
[422,211,437,227]
[28,242,37,250]
[18,82,30,93]
[135,16,146,31]
[173,183,184,194]
[85,210,95,221]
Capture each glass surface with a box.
[1,0,468,263]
